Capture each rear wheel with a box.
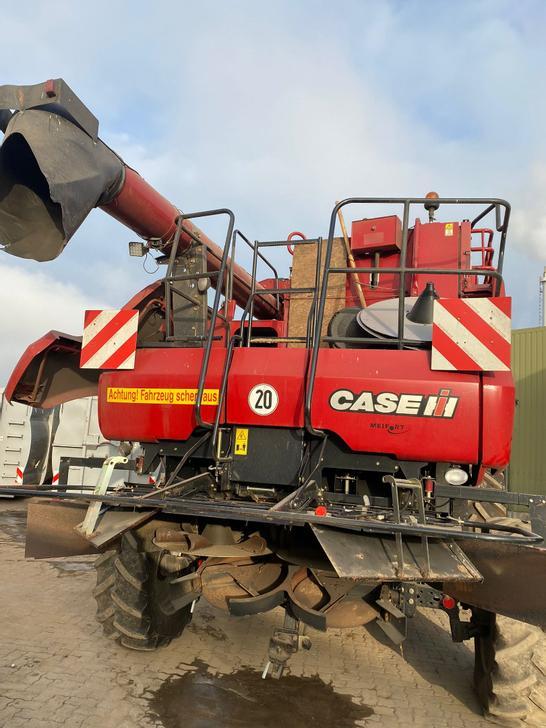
[473,610,546,726]
[93,530,195,650]
[93,550,117,638]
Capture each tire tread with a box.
[474,611,546,726]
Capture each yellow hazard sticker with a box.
[106,387,219,405]
[234,428,249,455]
[444,223,454,237]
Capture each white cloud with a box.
[0,263,109,383]
[1,0,545,332]
[509,163,546,259]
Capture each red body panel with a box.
[97,347,512,468]
[227,349,307,427]
[410,220,472,298]
[312,349,480,462]
[481,370,515,468]
[98,348,227,441]
[351,216,401,254]
[5,331,95,409]
[346,219,472,307]
[5,331,79,403]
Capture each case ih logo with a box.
[329,388,459,418]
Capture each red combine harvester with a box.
[1,80,545,723]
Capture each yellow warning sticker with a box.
[106,387,219,405]
[444,223,454,237]
[234,428,249,455]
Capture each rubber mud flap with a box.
[311,525,482,581]
[25,499,99,558]
[444,539,546,629]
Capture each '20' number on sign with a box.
[248,383,279,416]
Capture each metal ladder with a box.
[382,475,431,579]
[210,233,323,455]
[164,209,235,430]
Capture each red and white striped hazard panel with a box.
[431,297,511,372]
[80,309,139,370]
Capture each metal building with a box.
[0,389,33,486]
[0,390,144,488]
[509,326,546,495]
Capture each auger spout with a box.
[0,79,278,319]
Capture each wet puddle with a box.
[0,509,27,544]
[46,558,94,576]
[147,659,373,727]
[189,623,228,642]
[0,507,93,575]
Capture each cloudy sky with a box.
[1,0,546,382]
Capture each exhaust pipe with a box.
[0,79,278,318]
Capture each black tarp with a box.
[0,109,123,261]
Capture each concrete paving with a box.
[0,499,492,728]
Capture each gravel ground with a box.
[0,498,493,728]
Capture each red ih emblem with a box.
[434,389,452,417]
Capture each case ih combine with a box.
[1,80,545,724]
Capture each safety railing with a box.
[236,236,323,348]
[228,230,281,315]
[209,236,324,451]
[468,228,495,288]
[164,209,234,428]
[303,197,511,436]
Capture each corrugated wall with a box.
[509,327,546,494]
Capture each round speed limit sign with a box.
[248,383,279,416]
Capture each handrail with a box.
[304,197,511,437]
[229,230,280,311]
[165,209,235,429]
[237,237,323,349]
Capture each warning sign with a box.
[248,383,279,416]
[234,428,249,455]
[444,223,454,237]
[106,387,219,405]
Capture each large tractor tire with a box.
[93,531,194,651]
[473,610,546,726]
[93,549,118,639]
